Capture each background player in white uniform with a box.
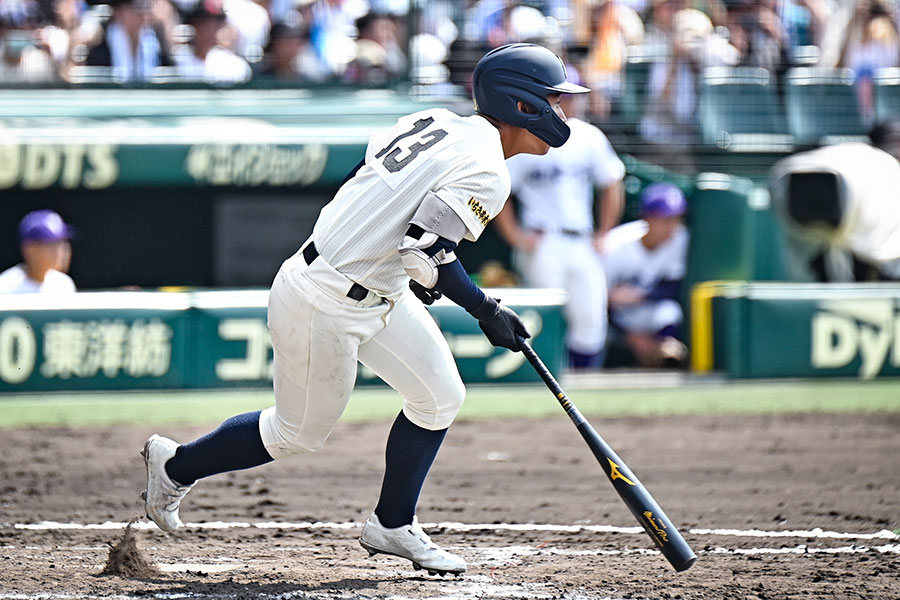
[140,43,589,576]
[495,72,625,369]
[0,210,76,294]
[602,182,689,368]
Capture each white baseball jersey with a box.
[0,264,76,294]
[603,221,689,290]
[602,221,688,332]
[505,118,625,233]
[313,108,510,297]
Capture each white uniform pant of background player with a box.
[513,232,607,356]
[260,249,465,460]
[611,299,683,335]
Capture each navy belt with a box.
[302,242,371,302]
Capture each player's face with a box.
[23,240,70,273]
[516,94,565,156]
[549,93,564,120]
[646,214,681,240]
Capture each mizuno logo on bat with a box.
[607,458,636,486]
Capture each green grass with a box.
[1,379,899,429]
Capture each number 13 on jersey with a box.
[370,114,452,188]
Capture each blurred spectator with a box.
[257,20,307,79]
[343,11,405,84]
[407,32,464,99]
[602,182,689,368]
[83,0,173,81]
[838,0,900,124]
[463,1,564,47]
[581,0,644,118]
[0,0,58,82]
[638,7,739,172]
[769,118,900,283]
[0,210,76,294]
[726,0,789,73]
[307,0,368,77]
[496,79,626,369]
[223,0,270,62]
[778,0,829,63]
[417,0,459,49]
[172,0,251,83]
[359,12,404,72]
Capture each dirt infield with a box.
[1,411,899,599]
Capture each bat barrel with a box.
[517,337,697,572]
[576,421,697,571]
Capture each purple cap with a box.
[18,210,74,243]
[640,182,687,217]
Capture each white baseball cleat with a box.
[140,434,195,533]
[359,513,466,576]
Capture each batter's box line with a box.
[10,520,900,542]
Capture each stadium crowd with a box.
[0,0,895,91]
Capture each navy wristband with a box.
[434,259,487,312]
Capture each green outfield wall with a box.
[691,282,900,379]
[0,289,566,393]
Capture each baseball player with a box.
[141,43,589,576]
[602,182,689,368]
[495,72,625,369]
[0,210,76,294]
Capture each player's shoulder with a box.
[604,221,648,255]
[447,113,506,169]
[0,265,29,293]
[568,117,609,141]
[0,264,25,284]
[400,107,477,133]
[45,269,76,291]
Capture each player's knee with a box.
[404,377,466,430]
[652,300,684,331]
[258,406,327,459]
[441,378,466,420]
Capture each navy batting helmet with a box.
[472,43,590,147]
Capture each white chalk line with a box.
[11,520,900,541]
[3,524,900,600]
[8,520,900,559]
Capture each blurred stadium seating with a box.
[784,67,869,145]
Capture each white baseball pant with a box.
[260,248,465,460]
[514,232,608,355]
[612,299,683,335]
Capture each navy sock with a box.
[657,325,680,339]
[568,349,605,369]
[165,411,274,486]
[374,411,448,528]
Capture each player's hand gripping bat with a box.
[517,336,697,572]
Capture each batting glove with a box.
[409,280,443,305]
[468,297,530,351]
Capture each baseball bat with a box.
[517,337,697,572]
